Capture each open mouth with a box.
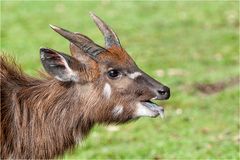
[140,100,164,118]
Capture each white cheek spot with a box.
[128,72,142,79]
[112,105,124,116]
[103,83,111,99]
[135,102,155,117]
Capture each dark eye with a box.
[107,69,121,79]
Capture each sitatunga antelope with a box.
[0,13,170,159]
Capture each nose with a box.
[157,86,170,100]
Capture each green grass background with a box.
[1,1,239,159]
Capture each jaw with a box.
[134,101,164,119]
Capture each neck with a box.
[10,78,94,158]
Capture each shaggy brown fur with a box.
[0,56,96,158]
[0,54,142,159]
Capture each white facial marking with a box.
[151,96,158,100]
[103,83,111,99]
[135,102,156,117]
[128,72,142,79]
[112,105,124,116]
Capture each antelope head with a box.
[40,13,170,124]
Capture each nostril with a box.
[158,90,167,95]
[157,86,170,99]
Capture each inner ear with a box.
[40,48,82,82]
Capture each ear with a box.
[40,48,80,82]
[69,42,94,63]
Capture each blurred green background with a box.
[1,1,239,159]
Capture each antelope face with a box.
[93,47,170,123]
[40,13,170,124]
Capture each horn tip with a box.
[49,24,60,31]
[89,11,98,20]
[89,11,95,16]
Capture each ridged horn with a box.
[49,24,106,58]
[90,12,121,48]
